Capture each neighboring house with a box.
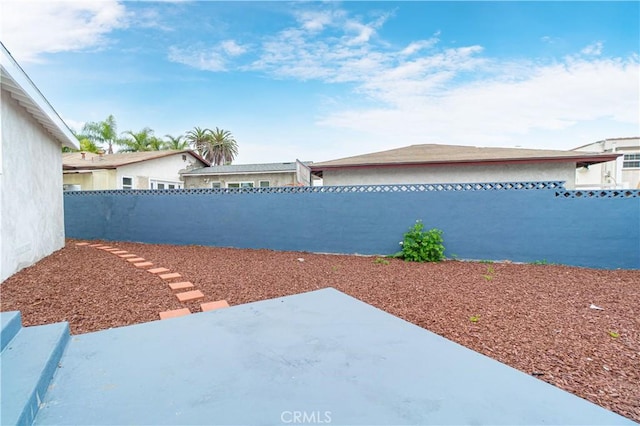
[1,43,79,282]
[182,160,316,188]
[572,137,640,189]
[310,144,620,189]
[63,150,210,190]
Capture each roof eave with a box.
[1,43,78,149]
[309,154,622,171]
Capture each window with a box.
[122,176,133,189]
[150,180,182,189]
[211,182,222,188]
[259,180,270,188]
[227,182,254,188]
[623,153,640,169]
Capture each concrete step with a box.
[1,311,22,352]
[1,319,70,426]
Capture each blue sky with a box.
[2,1,639,163]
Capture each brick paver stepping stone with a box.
[176,290,205,302]
[126,257,145,263]
[104,248,121,252]
[159,308,191,320]
[111,250,128,254]
[119,254,138,258]
[159,272,181,280]
[148,267,170,274]
[201,300,230,312]
[134,262,154,268]
[168,281,194,290]
[89,244,103,247]
[95,246,112,249]
[75,242,90,246]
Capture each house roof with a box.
[571,136,640,151]
[310,144,620,176]
[63,150,210,170]
[0,42,78,149]
[182,161,313,176]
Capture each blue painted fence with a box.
[64,182,640,269]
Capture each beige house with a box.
[1,43,78,282]
[63,150,209,190]
[182,160,315,188]
[572,137,640,189]
[310,144,619,189]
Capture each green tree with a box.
[81,114,120,154]
[119,127,156,152]
[164,134,188,150]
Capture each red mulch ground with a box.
[1,239,639,421]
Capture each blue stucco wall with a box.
[63,182,640,269]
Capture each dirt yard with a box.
[1,240,638,421]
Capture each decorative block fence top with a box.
[63,181,640,198]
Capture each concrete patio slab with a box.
[33,289,633,425]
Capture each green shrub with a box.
[394,220,445,262]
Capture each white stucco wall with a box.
[574,138,640,189]
[321,163,577,189]
[117,154,206,189]
[1,89,65,282]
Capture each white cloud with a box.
[318,56,639,149]
[168,46,226,71]
[220,40,247,56]
[0,0,128,62]
[581,41,603,56]
[400,37,439,56]
[168,38,249,71]
[295,9,344,32]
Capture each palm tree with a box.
[185,127,211,156]
[164,134,188,150]
[62,131,101,153]
[187,127,238,165]
[208,127,238,165]
[119,127,155,152]
[81,114,119,154]
[148,136,166,151]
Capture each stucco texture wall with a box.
[321,163,577,189]
[184,172,298,188]
[1,89,65,282]
[64,184,640,269]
